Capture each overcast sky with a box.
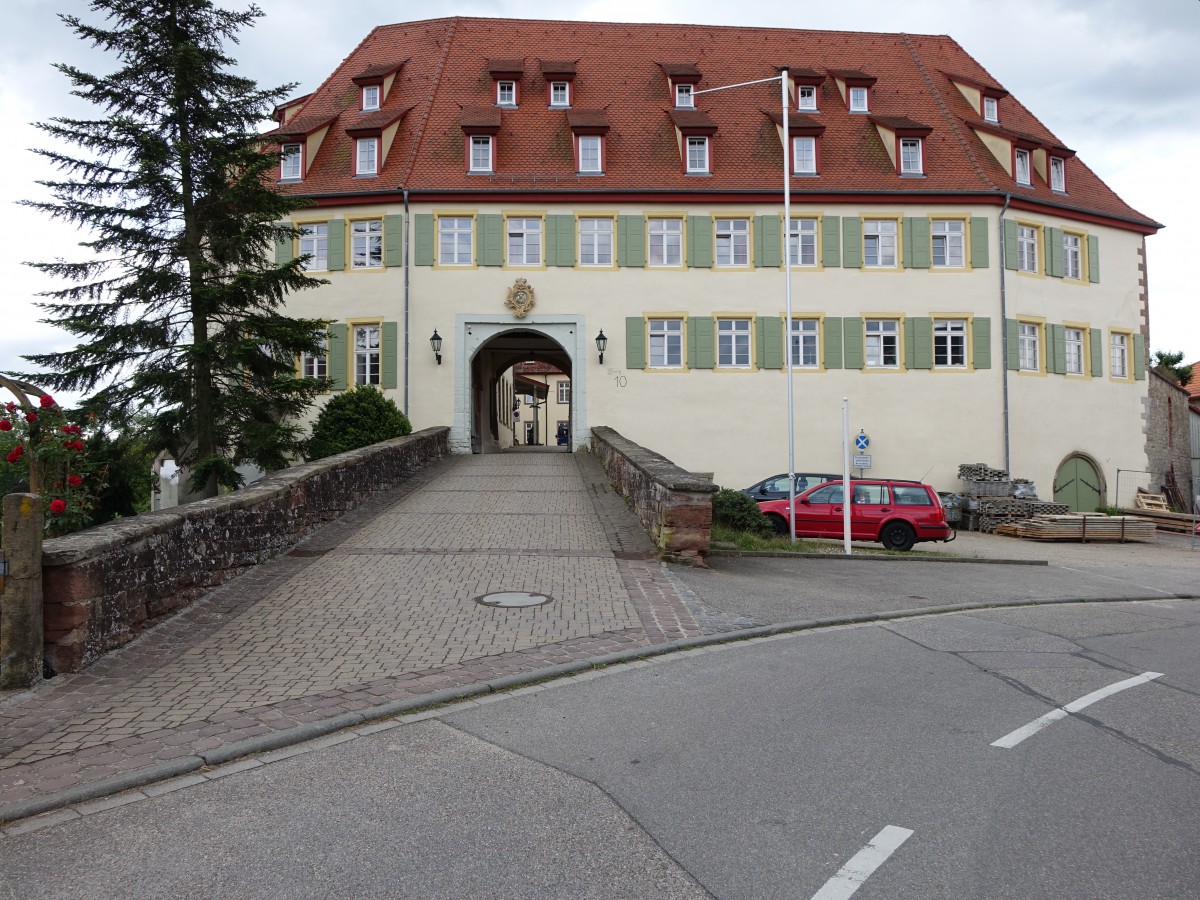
[3,0,1197,390]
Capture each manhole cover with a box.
[475,591,553,608]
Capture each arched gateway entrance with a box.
[450,316,589,455]
[1053,454,1105,512]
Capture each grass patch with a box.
[710,523,954,557]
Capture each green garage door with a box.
[1053,457,1102,512]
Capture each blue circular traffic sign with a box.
[855,432,870,451]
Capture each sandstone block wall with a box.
[39,428,449,673]
[590,426,715,564]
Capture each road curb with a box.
[2,592,1193,828]
[708,549,1048,565]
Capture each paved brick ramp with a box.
[0,450,701,810]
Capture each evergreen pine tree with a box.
[20,0,327,497]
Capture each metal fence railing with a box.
[1114,468,1198,550]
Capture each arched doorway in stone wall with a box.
[452,317,588,455]
[1053,454,1105,512]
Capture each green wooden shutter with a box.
[384,214,403,267]
[414,214,435,266]
[625,317,646,369]
[841,217,862,268]
[755,215,782,268]
[904,217,930,269]
[1089,328,1104,377]
[1087,235,1100,283]
[1048,323,1066,374]
[274,222,293,266]
[1133,332,1146,380]
[909,317,933,369]
[1005,319,1020,371]
[478,214,503,266]
[617,216,645,267]
[972,317,991,369]
[822,216,841,268]
[970,217,989,268]
[327,218,346,271]
[757,317,783,369]
[546,215,576,266]
[687,216,713,268]
[328,323,348,390]
[1003,218,1018,270]
[381,321,398,389]
[843,317,865,369]
[823,317,843,369]
[688,317,715,369]
[1046,226,1063,277]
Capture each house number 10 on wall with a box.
[608,368,627,388]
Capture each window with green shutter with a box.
[1087,235,1100,283]
[904,217,931,269]
[545,215,576,266]
[477,214,503,266]
[1089,328,1104,377]
[1002,218,1019,271]
[756,316,783,369]
[1046,226,1064,277]
[687,316,715,369]
[1047,323,1066,374]
[382,321,398,389]
[384,214,403,267]
[414,214,435,266]
[328,323,348,390]
[843,317,865,369]
[970,217,989,268]
[327,218,346,271]
[274,221,294,266]
[972,317,991,369]
[617,216,646,267]
[822,216,841,268]
[907,317,933,369]
[687,216,713,268]
[754,215,782,268]
[625,317,646,369]
[1005,319,1020,371]
[1133,332,1146,380]
[841,217,862,268]
[823,317,843,369]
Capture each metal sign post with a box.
[842,398,852,555]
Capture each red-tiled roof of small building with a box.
[460,106,502,131]
[827,68,876,83]
[939,70,1007,97]
[265,112,339,140]
[764,111,826,132]
[869,115,933,135]
[668,109,718,132]
[487,58,525,74]
[345,106,412,135]
[1185,363,1200,399]
[271,16,1158,232]
[353,60,408,83]
[539,59,577,75]
[659,62,702,79]
[566,109,610,130]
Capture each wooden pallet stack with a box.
[994,514,1156,543]
[1115,491,1199,534]
[978,499,1070,533]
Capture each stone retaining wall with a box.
[39,428,449,674]
[590,426,715,564]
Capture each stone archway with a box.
[451,316,588,455]
[1053,453,1106,512]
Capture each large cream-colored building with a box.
[270,17,1161,507]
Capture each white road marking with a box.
[992,671,1164,749]
[811,825,914,900]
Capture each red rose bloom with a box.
[49,499,67,515]
[4,402,15,412]
[68,474,84,486]
[25,413,37,423]
[0,419,11,431]
[39,395,55,408]
[6,447,24,464]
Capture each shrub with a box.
[712,487,773,536]
[306,385,412,461]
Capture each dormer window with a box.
[686,136,709,174]
[676,83,694,108]
[1050,156,1066,192]
[355,137,378,176]
[497,80,516,106]
[849,87,868,112]
[797,84,817,111]
[280,143,302,181]
[900,138,923,175]
[361,84,380,111]
[470,135,493,173]
[1014,148,1031,186]
[792,136,817,175]
[983,96,998,123]
[550,81,570,107]
[578,135,602,173]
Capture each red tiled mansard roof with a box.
[268,16,1159,233]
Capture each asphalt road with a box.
[3,599,1197,899]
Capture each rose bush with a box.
[0,395,99,535]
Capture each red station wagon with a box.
[757,479,955,552]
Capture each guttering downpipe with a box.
[403,188,411,416]
[999,192,1012,475]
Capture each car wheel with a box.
[766,514,789,536]
[880,521,916,552]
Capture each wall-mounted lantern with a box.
[430,329,443,365]
[595,329,607,365]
